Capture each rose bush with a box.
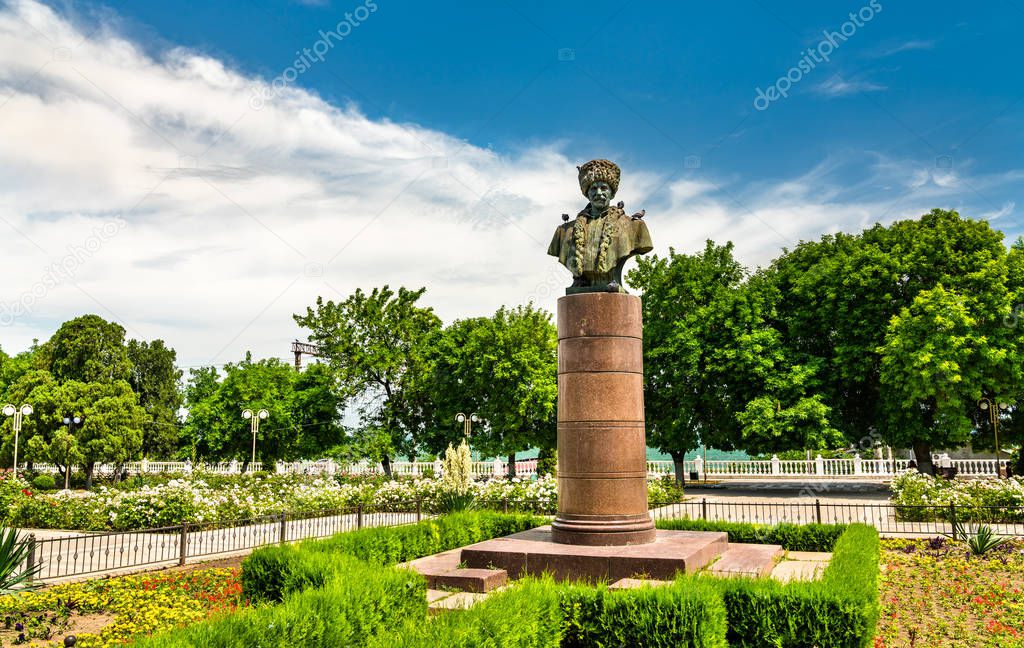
[890,471,1024,521]
[2,473,678,531]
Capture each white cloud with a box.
[872,39,936,57]
[0,1,1018,368]
[814,76,887,97]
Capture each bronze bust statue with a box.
[547,159,653,294]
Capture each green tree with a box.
[0,369,60,470]
[27,429,83,489]
[182,356,345,467]
[768,209,1020,472]
[289,363,346,459]
[184,356,296,469]
[63,380,146,487]
[880,286,1019,474]
[12,378,147,488]
[629,241,835,481]
[39,315,131,384]
[127,339,184,458]
[0,343,41,396]
[423,305,557,476]
[294,286,442,476]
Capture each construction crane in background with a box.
[291,341,321,371]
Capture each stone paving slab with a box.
[426,589,454,603]
[428,591,490,615]
[708,543,783,578]
[771,560,825,583]
[608,578,673,589]
[786,551,832,562]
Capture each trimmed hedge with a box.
[369,577,728,648]
[655,518,847,552]
[243,510,547,601]
[559,578,728,648]
[367,580,565,648]
[304,510,546,564]
[133,554,425,647]
[715,524,880,648]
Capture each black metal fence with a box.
[20,497,1023,583]
[24,503,423,582]
[649,499,1024,537]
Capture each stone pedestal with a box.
[552,292,656,546]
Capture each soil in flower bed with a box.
[0,611,114,647]
[876,537,1024,647]
[0,565,245,647]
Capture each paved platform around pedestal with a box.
[460,526,729,582]
[408,527,833,614]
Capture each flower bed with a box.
[875,537,1024,647]
[0,473,681,532]
[0,567,243,647]
[890,472,1024,522]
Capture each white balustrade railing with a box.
[274,458,539,479]
[644,455,1004,479]
[26,461,263,476]
[25,455,1010,481]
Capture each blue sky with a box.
[85,0,1022,194]
[0,0,1021,366]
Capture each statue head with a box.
[587,181,614,211]
[577,159,620,212]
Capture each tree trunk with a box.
[912,441,935,475]
[241,459,250,474]
[507,453,516,479]
[381,455,393,478]
[670,451,686,486]
[85,462,95,490]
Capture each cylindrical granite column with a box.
[552,292,656,546]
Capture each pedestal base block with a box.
[461,526,728,582]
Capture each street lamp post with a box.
[242,409,269,470]
[978,398,1010,478]
[61,415,84,490]
[455,412,480,439]
[3,404,32,474]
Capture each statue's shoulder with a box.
[608,205,630,223]
[552,221,574,239]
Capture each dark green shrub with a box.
[367,579,564,648]
[303,510,546,565]
[30,475,56,491]
[559,578,728,648]
[717,523,880,648]
[242,511,545,601]
[655,518,847,552]
[137,555,425,647]
[241,544,344,603]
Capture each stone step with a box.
[429,567,508,593]
[708,543,783,578]
[401,548,508,592]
